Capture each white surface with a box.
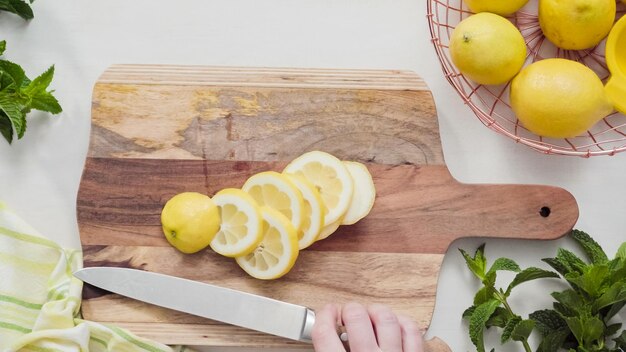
[0,1,624,351]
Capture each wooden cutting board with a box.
[77,65,579,349]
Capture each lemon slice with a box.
[235,207,299,280]
[283,151,354,226]
[284,174,325,249]
[342,161,376,225]
[209,188,263,257]
[242,171,305,233]
[316,217,343,241]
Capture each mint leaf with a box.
[30,91,62,114]
[511,319,535,342]
[572,230,609,264]
[565,264,609,298]
[0,0,34,19]
[564,314,604,347]
[0,92,25,139]
[0,60,26,89]
[543,257,571,277]
[618,242,626,260]
[23,65,54,96]
[605,301,625,320]
[0,41,5,56]
[487,257,521,275]
[485,307,509,328]
[501,316,522,343]
[0,113,13,143]
[606,323,622,337]
[592,281,626,311]
[614,330,626,350]
[530,309,567,335]
[506,267,559,294]
[557,248,588,274]
[469,299,501,352]
[463,305,476,319]
[460,244,487,280]
[537,328,571,352]
[552,289,587,317]
[474,286,496,305]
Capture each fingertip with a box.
[341,302,368,323]
[397,314,423,334]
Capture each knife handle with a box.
[336,326,451,352]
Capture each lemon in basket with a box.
[464,0,529,16]
[510,59,614,138]
[449,13,527,85]
[539,0,616,50]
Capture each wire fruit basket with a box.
[427,0,626,157]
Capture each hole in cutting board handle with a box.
[539,206,551,218]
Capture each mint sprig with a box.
[461,230,626,352]
[0,41,61,144]
[460,245,558,352]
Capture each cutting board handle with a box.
[425,337,451,352]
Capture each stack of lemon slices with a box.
[160,151,376,280]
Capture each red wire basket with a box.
[427,0,626,157]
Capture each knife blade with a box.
[74,267,315,343]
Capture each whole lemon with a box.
[539,0,616,50]
[450,13,527,85]
[161,192,221,254]
[510,59,614,138]
[464,0,530,16]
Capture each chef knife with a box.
[74,267,317,342]
[74,267,450,350]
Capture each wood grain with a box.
[78,66,579,348]
[78,158,578,253]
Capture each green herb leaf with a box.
[614,330,626,350]
[485,307,509,328]
[0,0,34,19]
[0,60,26,89]
[606,323,622,337]
[530,309,567,336]
[474,286,496,305]
[536,328,571,352]
[487,257,521,275]
[0,92,25,140]
[511,319,535,342]
[23,65,55,96]
[552,289,587,317]
[572,230,609,265]
[605,301,625,321]
[463,305,476,319]
[0,41,5,56]
[460,244,487,280]
[469,299,501,352]
[592,281,626,312]
[565,264,609,298]
[506,267,559,295]
[0,55,61,143]
[564,314,604,348]
[618,242,626,260]
[30,91,62,114]
[501,316,522,343]
[0,113,13,143]
[543,257,571,277]
[558,248,588,274]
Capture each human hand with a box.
[311,302,424,352]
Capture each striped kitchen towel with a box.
[0,202,192,352]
